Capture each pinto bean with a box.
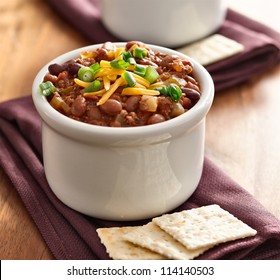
[186,81,200,92]
[100,99,122,116]
[147,114,166,125]
[185,75,199,86]
[125,41,148,51]
[125,96,141,112]
[180,97,192,109]
[71,96,87,117]
[43,73,58,84]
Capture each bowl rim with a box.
[32,43,214,143]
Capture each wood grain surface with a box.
[1,0,280,259]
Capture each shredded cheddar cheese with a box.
[94,68,125,78]
[121,88,160,96]
[100,60,111,68]
[83,88,107,97]
[80,50,97,59]
[131,73,150,88]
[149,82,165,89]
[107,50,115,60]
[74,78,92,88]
[115,47,125,59]
[134,83,146,89]
[97,77,125,106]
[103,76,111,90]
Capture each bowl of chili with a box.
[32,42,214,221]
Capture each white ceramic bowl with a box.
[100,0,227,48]
[32,43,214,221]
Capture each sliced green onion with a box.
[144,65,159,83]
[167,84,182,102]
[155,85,168,96]
[128,57,136,65]
[122,71,136,87]
[78,66,94,82]
[84,80,102,92]
[134,64,146,77]
[110,59,130,69]
[39,81,56,96]
[133,47,148,59]
[89,62,101,76]
[157,84,182,102]
[122,51,133,61]
[122,52,136,65]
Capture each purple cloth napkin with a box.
[46,0,280,91]
[0,95,280,260]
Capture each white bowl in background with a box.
[32,43,214,221]
[100,0,227,48]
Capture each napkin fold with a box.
[0,95,280,260]
[47,0,280,91]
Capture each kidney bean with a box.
[48,63,64,76]
[125,96,141,112]
[66,60,82,75]
[100,99,122,116]
[71,96,87,117]
[182,87,200,101]
[147,114,165,125]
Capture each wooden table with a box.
[0,0,280,259]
